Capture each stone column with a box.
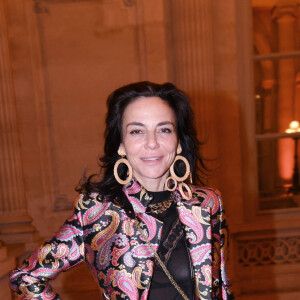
[0,0,36,244]
[273,6,297,184]
[166,0,218,184]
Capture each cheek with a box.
[164,138,178,152]
[123,141,140,156]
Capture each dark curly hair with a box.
[78,81,206,201]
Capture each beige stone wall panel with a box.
[10,0,168,238]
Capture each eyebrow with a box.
[126,121,175,127]
[126,122,144,127]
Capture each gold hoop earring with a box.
[165,155,192,200]
[170,155,190,182]
[114,157,133,185]
[179,182,192,200]
[164,176,177,192]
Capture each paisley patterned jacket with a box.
[10,180,233,300]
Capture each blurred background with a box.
[1,0,300,299]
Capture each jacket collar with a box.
[122,178,200,213]
[122,179,154,213]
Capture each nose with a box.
[145,132,159,149]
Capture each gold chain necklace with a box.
[146,192,173,214]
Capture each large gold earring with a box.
[170,155,190,182]
[179,182,192,200]
[165,155,192,200]
[164,177,177,191]
[114,156,133,185]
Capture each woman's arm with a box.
[9,195,86,299]
[211,190,234,300]
[198,188,233,299]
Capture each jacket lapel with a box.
[175,190,213,300]
[122,180,164,295]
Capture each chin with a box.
[146,173,168,180]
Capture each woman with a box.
[10,81,233,299]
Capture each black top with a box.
[147,191,195,300]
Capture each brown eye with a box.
[160,128,172,133]
[130,130,142,134]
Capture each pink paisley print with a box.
[132,267,144,289]
[38,244,52,267]
[200,264,212,286]
[131,244,156,258]
[31,265,68,279]
[56,225,81,240]
[22,275,39,284]
[137,213,158,242]
[92,211,120,269]
[83,203,110,225]
[122,219,135,236]
[96,240,113,269]
[99,268,115,286]
[67,208,83,227]
[111,236,130,266]
[41,285,56,300]
[206,226,211,240]
[114,270,139,300]
[201,189,220,215]
[191,206,210,226]
[123,252,136,268]
[52,243,69,259]
[19,285,37,298]
[25,248,39,270]
[190,243,212,265]
[144,260,154,276]
[178,207,204,244]
[125,181,142,194]
[69,240,81,261]
[127,195,145,213]
[141,289,149,300]
[91,211,120,250]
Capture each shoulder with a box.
[189,186,223,214]
[73,192,112,211]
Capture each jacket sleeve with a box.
[9,194,86,299]
[210,189,234,300]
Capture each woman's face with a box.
[119,96,179,191]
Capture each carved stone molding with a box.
[32,0,135,12]
[237,236,300,267]
[272,5,297,22]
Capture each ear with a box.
[118,143,126,156]
[177,144,182,154]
